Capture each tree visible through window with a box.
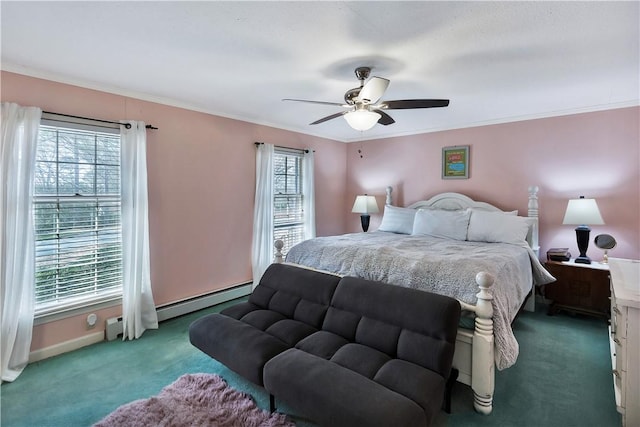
[273,150,304,256]
[33,124,123,315]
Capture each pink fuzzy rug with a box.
[94,373,295,427]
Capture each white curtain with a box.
[251,143,274,289]
[1,102,41,382]
[120,121,158,340]
[302,150,316,240]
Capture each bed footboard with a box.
[274,240,496,414]
[458,272,495,414]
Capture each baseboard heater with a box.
[105,282,252,341]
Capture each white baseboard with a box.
[156,283,252,322]
[29,282,252,361]
[29,331,104,363]
[106,282,252,341]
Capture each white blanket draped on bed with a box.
[285,231,555,370]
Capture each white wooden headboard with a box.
[384,186,540,256]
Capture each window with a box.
[273,149,304,256]
[33,124,123,316]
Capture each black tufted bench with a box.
[189,263,461,427]
[189,263,340,386]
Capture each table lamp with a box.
[352,195,379,232]
[562,196,604,264]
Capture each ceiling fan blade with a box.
[310,111,348,125]
[356,77,390,104]
[383,99,450,109]
[377,110,395,126]
[283,98,349,108]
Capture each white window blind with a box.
[34,124,123,315]
[273,149,304,256]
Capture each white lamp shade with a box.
[562,197,605,225]
[352,195,379,214]
[344,110,381,131]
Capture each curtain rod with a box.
[254,142,313,153]
[43,111,158,130]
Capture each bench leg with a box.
[270,394,276,413]
[443,368,459,414]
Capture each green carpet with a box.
[1,300,621,427]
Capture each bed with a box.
[274,186,555,414]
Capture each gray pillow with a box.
[378,205,417,234]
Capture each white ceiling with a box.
[2,1,638,143]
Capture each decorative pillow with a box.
[471,208,518,216]
[378,205,416,234]
[412,208,471,241]
[467,210,530,244]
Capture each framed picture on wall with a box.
[442,145,470,179]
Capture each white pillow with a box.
[378,205,416,234]
[412,208,471,241]
[471,208,518,216]
[467,210,530,244]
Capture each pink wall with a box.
[1,71,347,351]
[346,107,640,261]
[3,69,638,354]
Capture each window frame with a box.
[273,148,305,257]
[33,119,124,322]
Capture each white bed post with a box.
[523,185,540,312]
[385,186,393,206]
[274,240,284,263]
[471,271,495,415]
[527,185,540,256]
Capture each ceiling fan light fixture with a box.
[285,66,449,129]
[344,110,381,131]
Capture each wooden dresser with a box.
[544,259,610,318]
[609,258,640,427]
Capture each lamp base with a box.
[360,214,371,232]
[574,225,591,264]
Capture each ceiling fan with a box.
[283,66,449,131]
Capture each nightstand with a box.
[544,259,610,318]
